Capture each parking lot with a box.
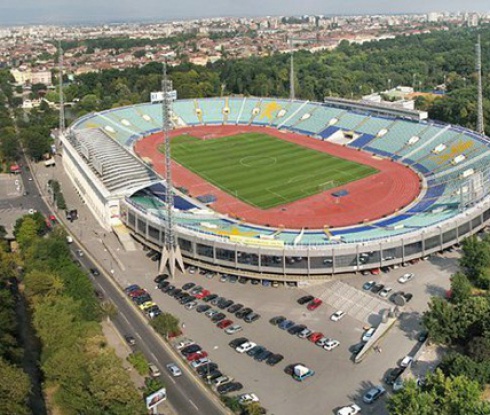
[127,251,457,415]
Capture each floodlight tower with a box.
[159,62,184,277]
[476,34,485,135]
[58,42,65,135]
[290,38,295,101]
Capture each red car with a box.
[128,289,146,298]
[186,350,208,362]
[195,289,211,299]
[308,332,324,343]
[307,298,323,311]
[217,319,233,329]
[370,268,381,275]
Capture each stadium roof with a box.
[69,128,160,195]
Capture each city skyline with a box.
[0,0,489,25]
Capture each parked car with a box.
[331,310,346,321]
[247,345,265,357]
[236,341,257,353]
[196,363,218,377]
[186,351,208,362]
[288,324,306,335]
[278,320,295,330]
[225,324,243,335]
[255,349,272,362]
[228,303,243,313]
[308,332,324,343]
[191,357,210,369]
[371,283,384,294]
[244,312,260,323]
[297,295,314,305]
[196,304,211,313]
[400,355,414,368]
[398,273,414,284]
[385,367,405,385]
[180,344,202,356]
[217,382,243,394]
[182,282,196,291]
[307,298,323,311]
[362,327,376,342]
[323,339,340,351]
[298,328,313,339]
[266,353,284,366]
[236,307,253,319]
[291,364,315,381]
[154,274,169,284]
[211,312,226,323]
[217,319,233,329]
[337,404,361,415]
[229,337,248,349]
[238,393,260,405]
[363,385,385,404]
[185,301,199,310]
[203,294,218,303]
[176,339,194,350]
[379,287,392,298]
[418,331,429,342]
[269,315,286,326]
[149,363,161,378]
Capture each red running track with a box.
[134,125,421,229]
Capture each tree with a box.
[467,334,490,362]
[388,369,489,415]
[0,358,31,415]
[422,297,456,344]
[15,216,40,250]
[449,272,472,303]
[150,313,180,337]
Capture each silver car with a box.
[166,363,182,377]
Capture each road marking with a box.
[168,377,176,384]
[150,352,158,362]
[120,313,130,326]
[188,399,199,410]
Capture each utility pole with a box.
[159,62,184,278]
[476,34,485,135]
[59,42,65,135]
[290,38,295,101]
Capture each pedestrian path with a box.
[305,280,392,323]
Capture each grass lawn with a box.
[164,132,377,209]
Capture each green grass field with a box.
[165,132,378,209]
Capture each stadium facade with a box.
[61,97,490,279]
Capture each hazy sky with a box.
[0,0,489,25]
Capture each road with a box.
[20,154,228,415]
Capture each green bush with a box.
[127,351,149,376]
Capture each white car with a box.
[362,328,375,342]
[191,357,210,368]
[225,324,243,335]
[337,403,361,415]
[323,339,340,351]
[185,301,199,310]
[331,311,346,321]
[236,341,257,353]
[176,339,194,350]
[166,363,182,377]
[398,273,414,284]
[393,377,404,392]
[238,393,259,405]
[297,328,313,339]
[400,355,414,368]
[379,287,392,297]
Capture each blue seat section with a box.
[198,98,225,124]
[362,120,426,155]
[407,183,446,213]
[134,183,197,211]
[349,134,377,148]
[318,126,340,139]
[227,98,245,124]
[237,98,262,124]
[293,104,345,134]
[335,112,369,131]
[173,100,201,125]
[356,116,393,136]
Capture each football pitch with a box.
[166,132,378,209]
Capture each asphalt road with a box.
[21,154,228,415]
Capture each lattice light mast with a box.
[159,62,184,277]
[59,42,65,135]
[290,38,295,101]
[476,34,485,135]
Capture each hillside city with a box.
[0,12,487,85]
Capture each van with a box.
[149,364,161,377]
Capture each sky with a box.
[0,0,489,25]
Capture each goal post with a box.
[317,180,339,192]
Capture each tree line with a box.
[388,234,490,414]
[12,214,145,414]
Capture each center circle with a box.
[240,156,277,167]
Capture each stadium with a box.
[61,96,490,279]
